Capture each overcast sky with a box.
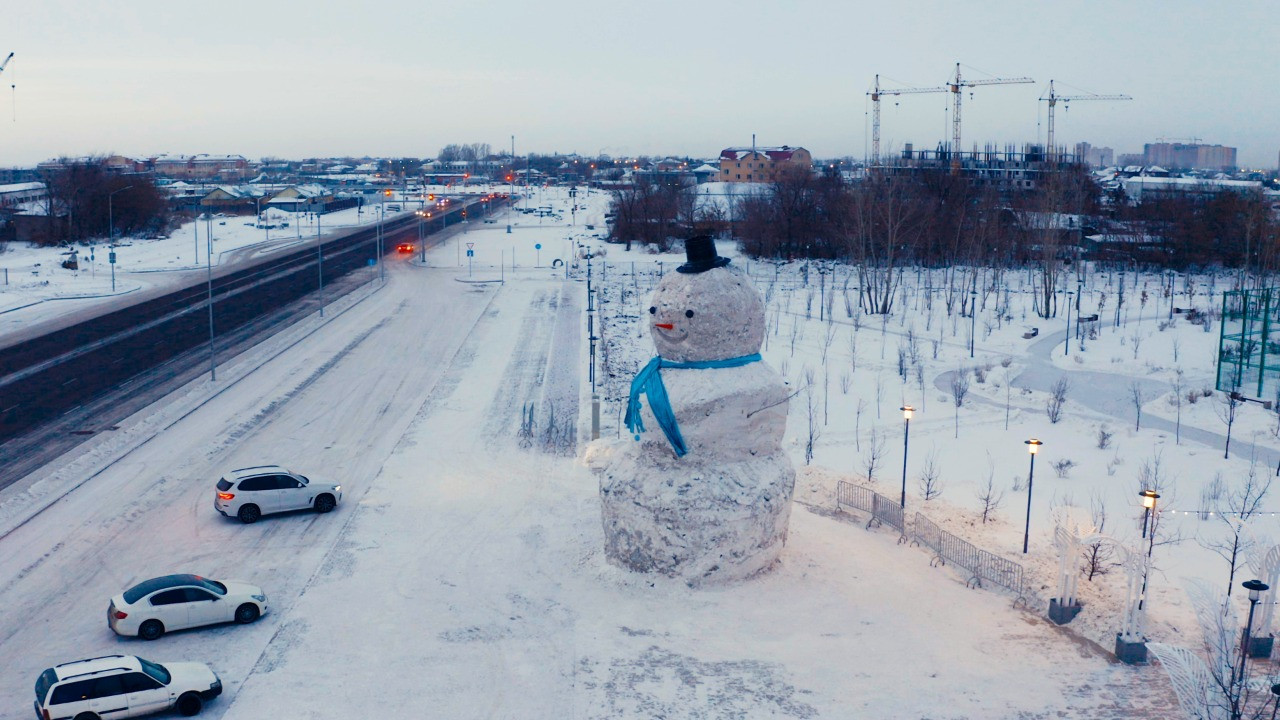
[2,1,1277,168]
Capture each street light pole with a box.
[969,288,977,358]
[108,185,133,293]
[1137,490,1161,614]
[1240,579,1270,707]
[206,212,215,381]
[1022,439,1043,554]
[1139,490,1160,544]
[316,204,324,318]
[899,406,914,509]
[1064,290,1074,357]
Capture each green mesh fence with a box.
[1217,287,1280,403]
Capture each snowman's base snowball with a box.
[599,453,794,586]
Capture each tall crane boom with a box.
[948,63,1034,170]
[1041,79,1132,160]
[867,75,949,165]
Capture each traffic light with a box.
[384,189,392,196]
[427,194,434,201]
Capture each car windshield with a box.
[138,657,170,685]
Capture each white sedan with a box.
[109,574,268,640]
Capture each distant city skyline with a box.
[2,1,1278,168]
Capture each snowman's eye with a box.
[649,306,656,315]
[685,310,695,318]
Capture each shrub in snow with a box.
[1096,427,1113,450]
[1051,459,1076,478]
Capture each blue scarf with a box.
[625,353,762,457]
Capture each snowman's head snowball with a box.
[648,265,764,361]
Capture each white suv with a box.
[213,465,341,524]
[33,654,220,719]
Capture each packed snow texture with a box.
[593,263,795,585]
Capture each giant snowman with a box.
[588,236,794,585]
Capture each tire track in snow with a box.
[481,289,555,441]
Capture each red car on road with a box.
[396,243,414,253]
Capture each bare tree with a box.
[803,370,820,466]
[1046,377,1070,424]
[1216,391,1243,459]
[1171,369,1185,445]
[1199,462,1272,596]
[1129,382,1146,431]
[949,368,971,439]
[862,428,886,484]
[976,465,1005,524]
[1083,492,1114,581]
[916,450,944,501]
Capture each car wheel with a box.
[314,494,336,513]
[237,504,261,524]
[138,619,165,641]
[235,603,260,624]
[73,713,101,720]
[176,691,203,716]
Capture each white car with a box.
[213,465,342,524]
[108,574,267,640]
[34,654,220,718]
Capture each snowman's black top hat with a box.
[677,235,731,274]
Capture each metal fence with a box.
[835,481,1023,599]
[836,481,904,535]
[912,513,1024,597]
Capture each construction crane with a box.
[947,63,1034,170]
[1,52,12,121]
[1042,79,1131,160]
[867,74,948,165]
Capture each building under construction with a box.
[880,142,1084,193]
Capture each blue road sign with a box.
[368,258,376,266]
[466,249,474,257]
[109,252,116,264]
[535,243,542,250]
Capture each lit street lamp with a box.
[899,405,914,509]
[1139,490,1160,546]
[1022,439,1043,554]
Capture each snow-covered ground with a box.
[3,184,1278,717]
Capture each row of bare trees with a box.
[30,156,171,244]
[610,164,1280,311]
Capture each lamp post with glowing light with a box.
[1022,439,1043,554]
[899,406,914,509]
[1139,490,1160,551]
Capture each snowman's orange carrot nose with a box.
[654,323,674,330]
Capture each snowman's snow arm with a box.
[746,386,802,419]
